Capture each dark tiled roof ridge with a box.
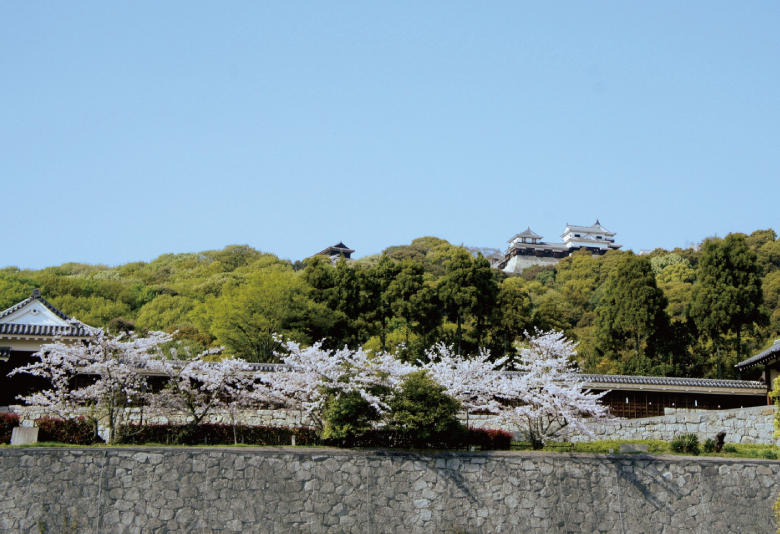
[0,293,72,322]
[0,297,33,319]
[0,323,92,337]
[563,224,617,236]
[240,365,763,389]
[735,341,780,370]
[575,373,762,388]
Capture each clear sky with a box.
[2,2,779,269]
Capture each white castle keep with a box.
[492,220,622,274]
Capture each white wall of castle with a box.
[502,255,561,274]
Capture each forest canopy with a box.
[2,229,778,380]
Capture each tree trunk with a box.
[380,318,386,352]
[457,314,462,356]
[736,328,742,368]
[634,331,640,369]
[716,341,722,380]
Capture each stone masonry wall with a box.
[573,405,779,445]
[11,404,779,446]
[1,447,778,533]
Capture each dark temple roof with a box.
[316,242,355,257]
[735,341,780,371]
[0,323,92,337]
[0,289,72,322]
[0,289,91,338]
[574,373,763,390]
[239,364,762,390]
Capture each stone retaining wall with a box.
[574,405,779,445]
[11,404,780,446]
[1,447,778,533]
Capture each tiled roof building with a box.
[493,220,622,274]
[315,242,355,263]
[0,289,92,405]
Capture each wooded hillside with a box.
[2,229,778,379]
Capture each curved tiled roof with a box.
[0,323,92,337]
[0,292,72,322]
[574,373,763,390]
[562,222,616,237]
[735,341,780,371]
[508,228,543,242]
[235,364,763,390]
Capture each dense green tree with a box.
[745,228,777,251]
[193,270,314,362]
[0,277,36,310]
[438,248,477,355]
[758,239,780,274]
[657,263,696,284]
[369,256,402,351]
[532,300,572,337]
[322,391,381,444]
[492,278,532,360]
[650,253,691,276]
[387,370,463,446]
[689,234,768,377]
[50,295,133,328]
[386,260,425,346]
[595,254,670,368]
[135,295,198,331]
[470,253,500,346]
[764,271,780,312]
[330,258,376,348]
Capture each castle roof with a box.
[507,228,543,243]
[562,220,616,237]
[316,242,355,256]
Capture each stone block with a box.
[10,427,39,445]
[619,444,648,453]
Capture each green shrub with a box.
[722,444,738,454]
[118,423,319,446]
[322,390,382,444]
[388,370,464,446]
[702,438,716,453]
[670,434,700,455]
[36,417,103,445]
[760,449,778,460]
[329,427,509,450]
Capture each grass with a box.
[0,442,331,449]
[3,440,779,459]
[510,439,780,459]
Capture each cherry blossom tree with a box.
[420,343,507,417]
[266,339,415,434]
[10,322,174,443]
[496,329,611,449]
[144,347,265,443]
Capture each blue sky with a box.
[2,2,778,268]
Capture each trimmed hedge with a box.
[10,417,511,451]
[468,428,513,451]
[329,427,513,450]
[35,417,104,445]
[117,423,320,446]
[0,413,20,444]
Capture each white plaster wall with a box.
[502,255,561,274]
